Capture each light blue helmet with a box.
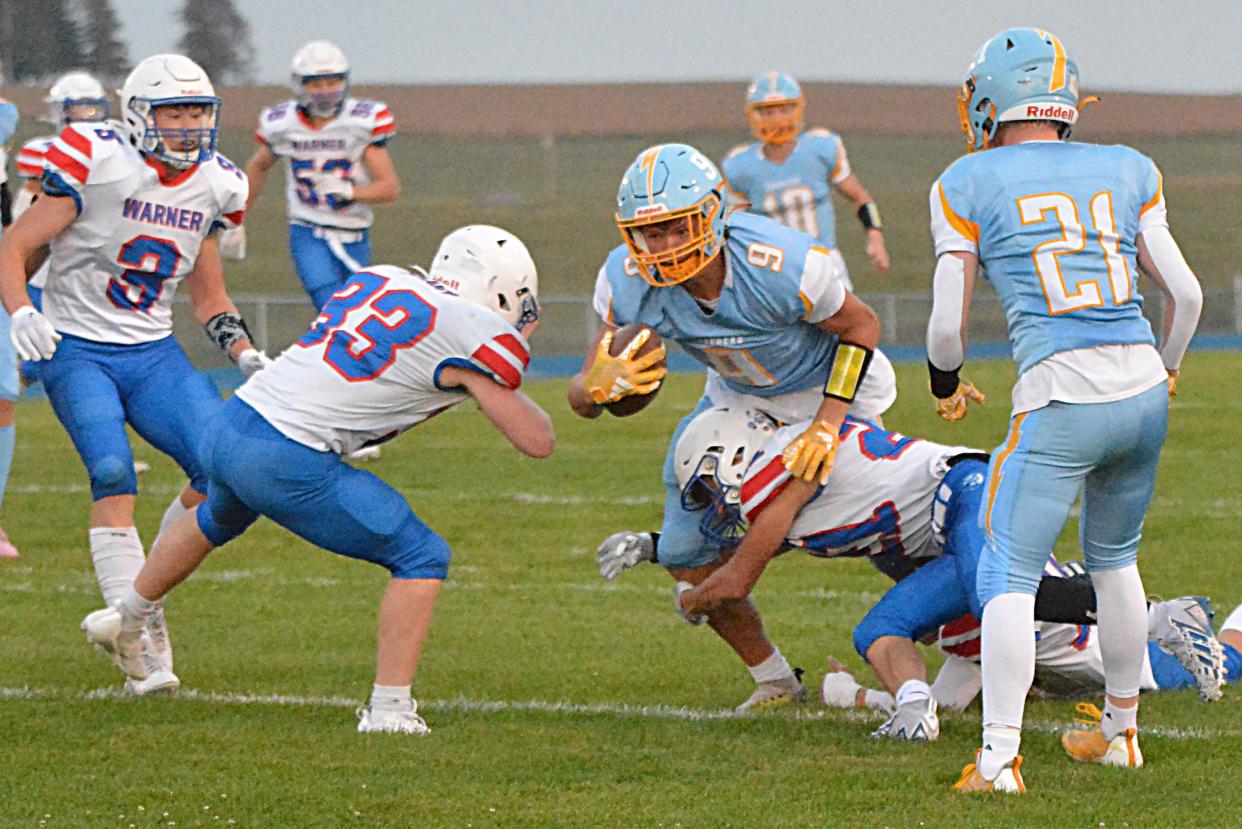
[958,28,1080,152]
[746,72,805,144]
[615,143,727,287]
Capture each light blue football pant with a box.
[976,383,1169,606]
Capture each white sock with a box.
[1101,699,1138,741]
[1093,565,1148,700]
[117,587,160,634]
[895,679,932,708]
[155,494,191,545]
[864,689,896,713]
[90,527,145,607]
[370,684,412,711]
[1221,603,1242,635]
[979,592,1036,777]
[748,647,795,684]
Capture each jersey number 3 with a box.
[108,236,182,313]
[1017,191,1132,315]
[298,271,436,381]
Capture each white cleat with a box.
[82,607,149,680]
[125,669,181,696]
[736,668,805,713]
[146,606,174,674]
[357,703,431,735]
[1150,596,1226,701]
[871,696,940,742]
[347,446,382,463]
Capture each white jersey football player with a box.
[0,55,269,695]
[82,225,554,735]
[231,41,401,311]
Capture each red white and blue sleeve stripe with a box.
[371,106,395,141]
[43,125,94,188]
[740,455,793,523]
[15,141,47,178]
[470,333,529,390]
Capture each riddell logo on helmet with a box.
[635,205,669,217]
[1026,104,1075,119]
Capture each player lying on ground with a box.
[673,408,1223,735]
[0,55,270,695]
[925,28,1202,792]
[723,71,890,287]
[573,142,894,711]
[83,225,552,735]
[823,585,1241,716]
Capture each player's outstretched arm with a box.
[353,145,402,204]
[441,365,555,458]
[186,236,269,374]
[1136,227,1203,392]
[679,478,814,616]
[833,173,889,275]
[926,251,985,421]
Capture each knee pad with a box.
[90,454,137,499]
[853,605,917,660]
[196,501,257,547]
[385,519,451,580]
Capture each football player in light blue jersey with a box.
[721,72,889,290]
[923,29,1203,793]
[570,142,891,711]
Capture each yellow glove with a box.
[781,419,839,485]
[935,381,986,422]
[583,329,668,404]
[1167,371,1178,402]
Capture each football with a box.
[603,324,666,417]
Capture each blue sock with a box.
[0,424,14,509]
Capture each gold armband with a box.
[824,342,874,402]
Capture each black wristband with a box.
[204,312,253,356]
[857,202,882,231]
[928,360,962,399]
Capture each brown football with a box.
[603,324,666,417]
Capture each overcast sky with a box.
[117,0,1242,93]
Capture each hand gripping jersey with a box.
[930,142,1161,376]
[255,97,395,230]
[593,212,845,399]
[15,135,55,290]
[722,129,851,250]
[740,418,978,570]
[238,265,530,455]
[39,122,247,344]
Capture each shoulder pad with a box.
[44,123,130,188]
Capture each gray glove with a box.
[595,531,655,580]
[674,581,707,625]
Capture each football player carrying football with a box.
[571,143,892,711]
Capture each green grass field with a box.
[3,352,1241,827]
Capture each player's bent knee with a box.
[196,502,256,547]
[854,606,917,659]
[90,455,138,499]
[385,522,451,580]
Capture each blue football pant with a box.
[289,223,372,311]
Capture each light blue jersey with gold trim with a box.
[592,212,845,398]
[930,141,1161,375]
[722,129,851,250]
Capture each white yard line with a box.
[0,685,1231,739]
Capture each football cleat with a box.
[954,750,1025,794]
[145,606,174,674]
[1149,596,1226,701]
[1061,702,1143,767]
[736,667,804,713]
[357,703,431,735]
[82,607,149,680]
[125,670,181,697]
[871,696,939,742]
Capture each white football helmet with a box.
[291,40,350,117]
[45,71,109,129]
[428,225,539,329]
[120,54,219,169]
[673,407,778,545]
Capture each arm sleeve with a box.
[929,180,979,256]
[1139,224,1202,370]
[591,265,615,323]
[798,247,847,323]
[926,254,968,370]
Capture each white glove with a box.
[11,305,61,361]
[314,173,354,203]
[674,581,707,625]
[595,531,656,580]
[218,226,247,260]
[237,348,273,377]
